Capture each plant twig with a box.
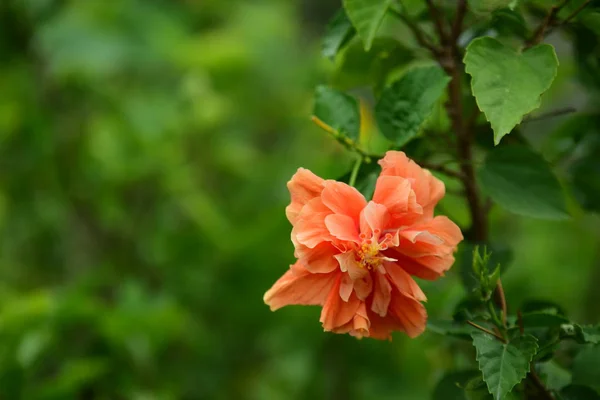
[425,0,449,44]
[419,162,465,180]
[563,0,592,24]
[451,0,468,41]
[311,116,377,161]
[348,156,363,187]
[496,279,508,329]
[467,321,507,343]
[529,364,556,400]
[524,0,570,49]
[518,310,525,335]
[390,8,440,55]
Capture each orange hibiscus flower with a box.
[264,151,463,340]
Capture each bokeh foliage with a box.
[0,0,598,399]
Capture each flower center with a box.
[355,229,395,270]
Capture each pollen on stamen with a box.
[365,239,372,245]
[374,228,381,235]
[380,244,388,250]
[384,233,393,240]
[359,233,367,240]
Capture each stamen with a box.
[374,228,381,235]
[380,244,388,250]
[359,233,367,239]
[365,239,372,245]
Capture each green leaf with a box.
[342,0,392,51]
[313,86,360,140]
[520,312,569,328]
[472,332,538,400]
[570,139,600,213]
[433,371,482,400]
[464,37,558,144]
[458,242,513,293]
[577,325,600,344]
[477,145,569,220]
[469,0,517,13]
[560,385,600,400]
[538,360,572,392]
[322,9,356,60]
[572,346,600,394]
[375,65,450,146]
[332,37,413,91]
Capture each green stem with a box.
[348,157,363,188]
[488,301,504,332]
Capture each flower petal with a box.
[294,242,339,273]
[324,214,360,243]
[371,271,392,317]
[292,198,332,248]
[388,250,456,280]
[378,151,446,219]
[321,181,367,220]
[335,252,367,281]
[359,201,390,235]
[383,261,426,301]
[373,176,423,226]
[397,216,463,257]
[388,291,427,338]
[286,168,325,224]
[263,262,338,311]
[320,276,362,331]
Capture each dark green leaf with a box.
[337,159,380,199]
[521,300,567,316]
[472,332,538,400]
[491,9,530,39]
[477,145,569,220]
[375,65,450,146]
[313,85,360,140]
[537,361,572,392]
[464,37,558,144]
[560,385,600,400]
[572,346,600,394]
[520,312,569,329]
[342,0,393,51]
[433,370,481,400]
[322,9,356,60]
[570,138,600,213]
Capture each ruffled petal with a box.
[320,276,362,331]
[292,198,333,248]
[264,262,338,311]
[359,201,390,236]
[321,181,367,220]
[383,261,426,301]
[335,252,367,281]
[387,291,427,338]
[388,251,456,280]
[324,214,360,243]
[397,216,463,257]
[286,168,325,224]
[294,242,339,274]
[372,176,423,226]
[378,151,446,219]
[371,271,392,317]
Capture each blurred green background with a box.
[0,0,598,399]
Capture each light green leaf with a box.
[313,86,360,141]
[464,37,558,144]
[322,9,356,60]
[477,145,569,220]
[472,332,538,400]
[343,0,392,51]
[375,65,450,146]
